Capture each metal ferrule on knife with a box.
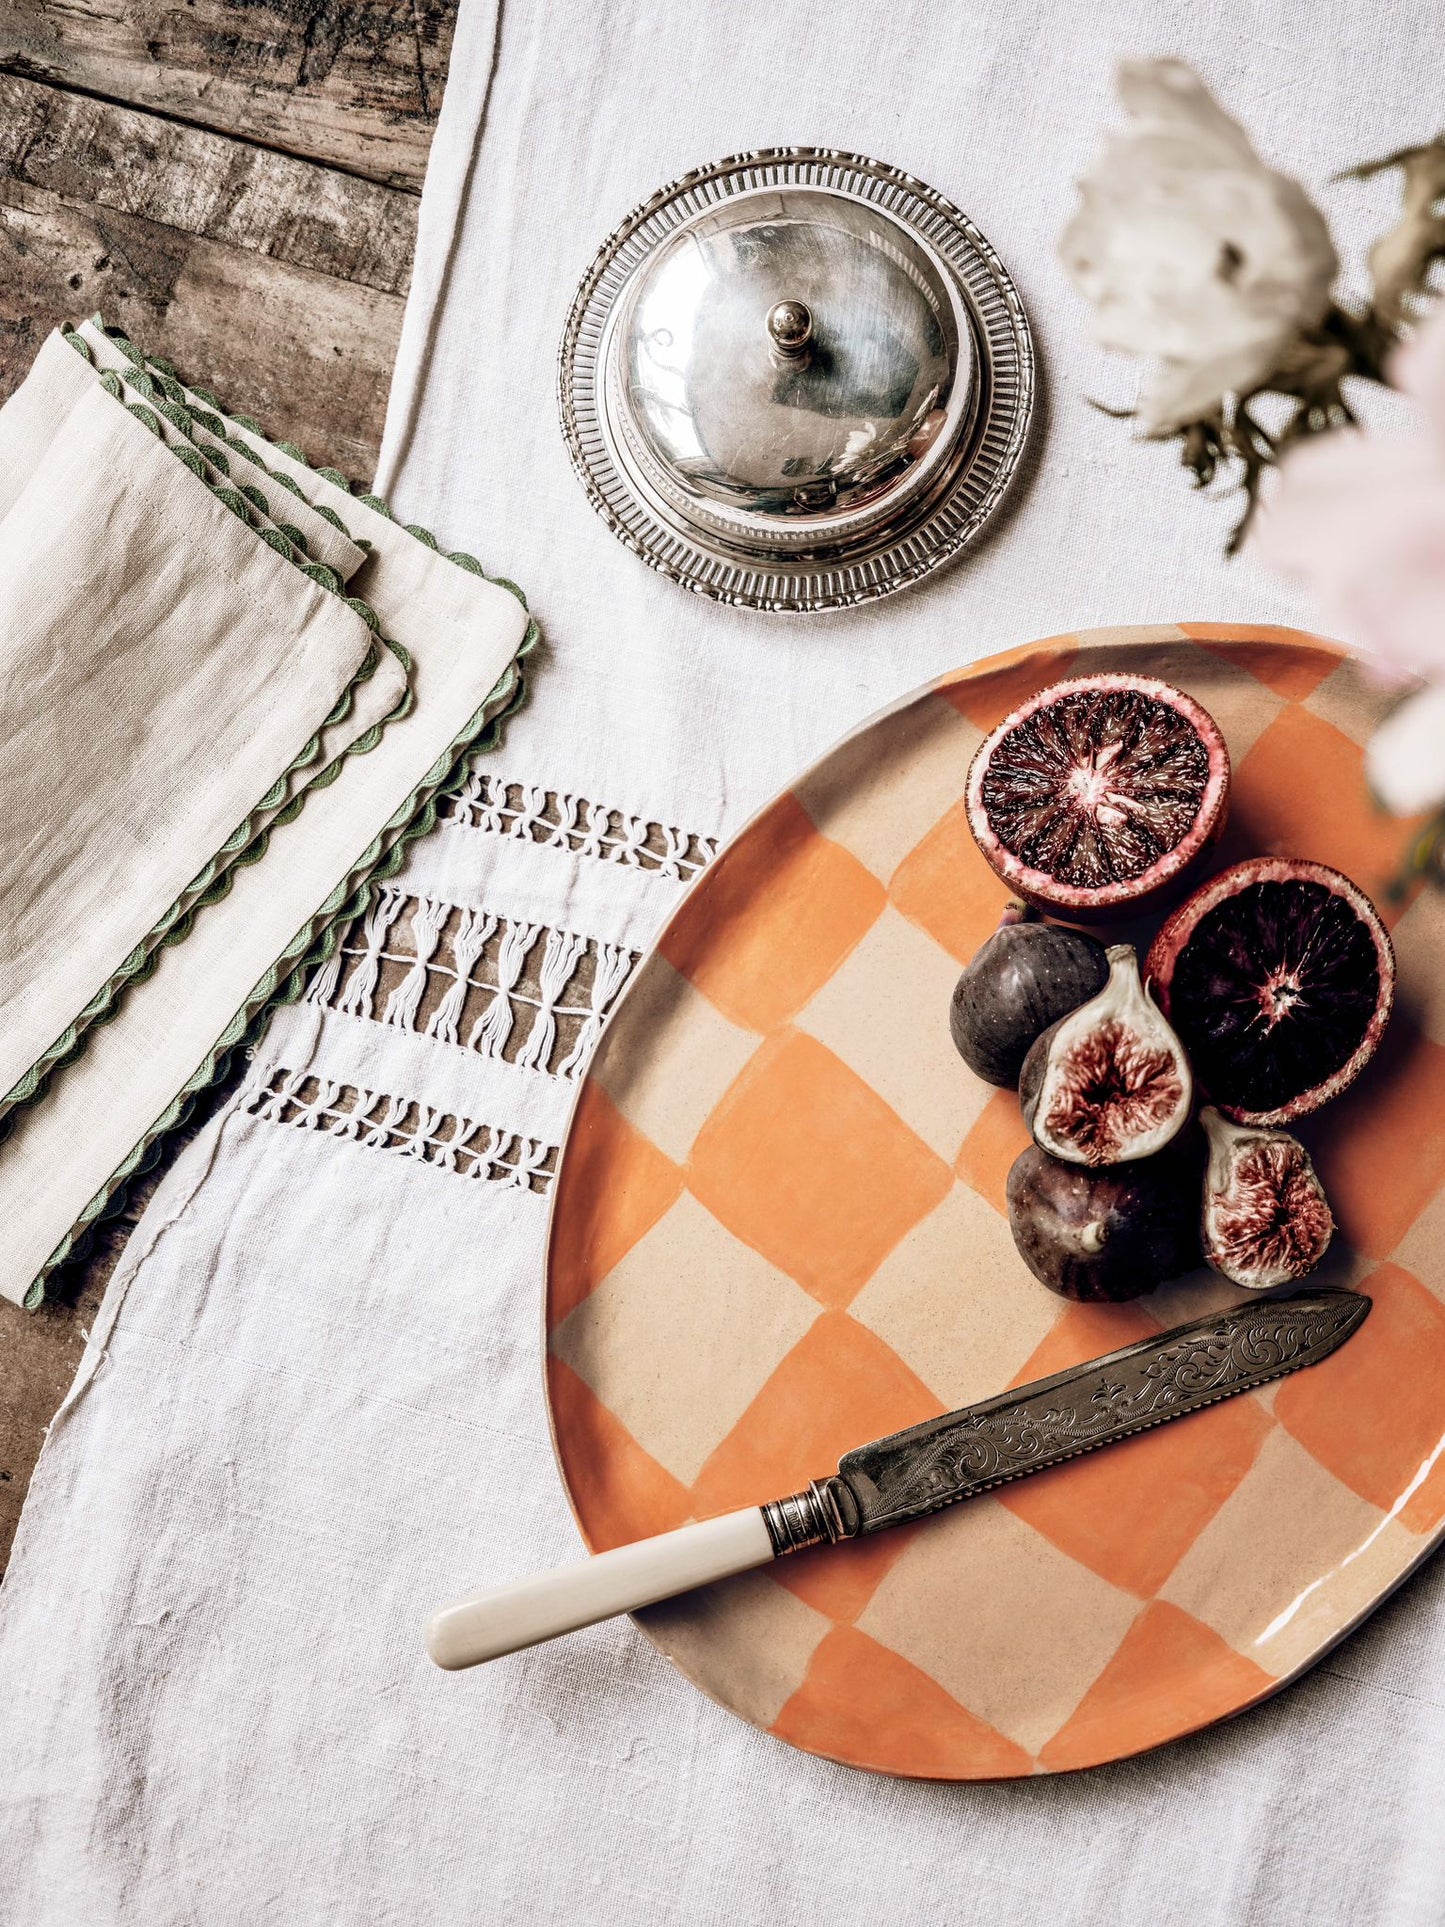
[761,1478,861,1556]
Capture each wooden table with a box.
[0,0,457,1573]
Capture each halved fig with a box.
[1019,945,1192,1165]
[1199,1106,1334,1290]
[1147,857,1395,1125]
[949,903,1110,1087]
[1006,1138,1204,1301]
[965,673,1230,919]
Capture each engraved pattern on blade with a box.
[840,1292,1369,1534]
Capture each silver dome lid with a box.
[559,150,1034,613]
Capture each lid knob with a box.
[767,299,814,361]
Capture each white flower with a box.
[1060,60,1339,434]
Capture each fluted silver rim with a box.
[558,147,1035,614]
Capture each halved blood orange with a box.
[1146,857,1395,1125]
[966,674,1230,919]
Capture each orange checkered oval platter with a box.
[545,624,1445,1778]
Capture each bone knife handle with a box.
[425,1508,777,1670]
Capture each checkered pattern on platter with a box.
[546,625,1445,1780]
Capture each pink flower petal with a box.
[1256,367,1445,680]
[1389,303,1445,446]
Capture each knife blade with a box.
[426,1285,1368,1670]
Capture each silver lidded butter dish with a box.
[558,148,1035,613]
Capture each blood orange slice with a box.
[1146,857,1395,1125]
[965,675,1230,919]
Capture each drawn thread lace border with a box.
[438,772,718,882]
[310,890,638,1080]
[246,1067,559,1192]
[24,324,541,1309]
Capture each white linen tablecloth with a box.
[3,2,1444,1921]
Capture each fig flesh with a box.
[1200,1106,1334,1289]
[1006,1139,1204,1301]
[1019,945,1192,1165]
[965,673,1231,919]
[949,904,1110,1087]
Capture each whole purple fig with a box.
[950,905,1109,1088]
[1006,1136,1204,1301]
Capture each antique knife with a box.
[426,1286,1368,1671]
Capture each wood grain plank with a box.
[0,0,456,188]
[0,1257,106,1570]
[0,81,413,472]
[0,72,418,294]
[0,179,405,472]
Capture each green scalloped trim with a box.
[0,638,411,1115]
[67,330,342,567]
[78,324,363,546]
[79,321,523,666]
[28,633,536,1309]
[4,340,424,1123]
[25,319,540,1306]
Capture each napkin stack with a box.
[0,321,534,1308]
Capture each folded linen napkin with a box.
[0,322,533,1306]
[2,329,370,588]
[0,329,422,1118]
[72,321,370,585]
[0,377,384,1119]
[61,328,417,854]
